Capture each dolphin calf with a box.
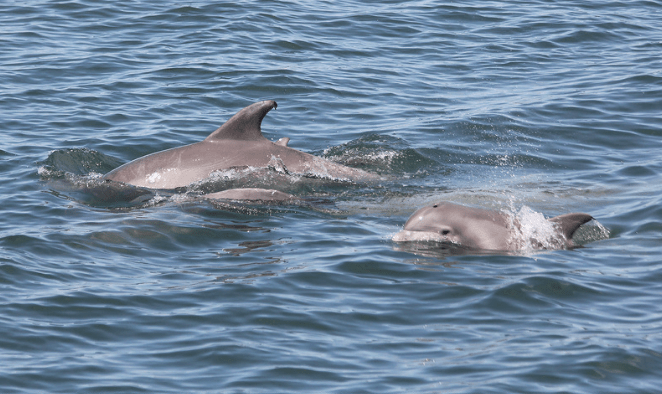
[103,100,375,189]
[392,202,594,251]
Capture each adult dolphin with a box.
[392,202,594,251]
[103,100,376,189]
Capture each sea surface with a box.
[2,0,662,393]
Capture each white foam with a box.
[507,205,568,250]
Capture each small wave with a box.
[37,148,160,209]
[38,148,124,178]
[322,134,437,175]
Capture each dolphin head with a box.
[396,204,459,242]
[393,202,513,250]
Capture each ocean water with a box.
[2,0,662,392]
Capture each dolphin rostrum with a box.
[103,100,376,189]
[392,202,594,251]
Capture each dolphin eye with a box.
[441,229,450,236]
[432,204,438,208]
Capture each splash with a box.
[267,155,291,175]
[505,205,609,252]
[508,206,568,251]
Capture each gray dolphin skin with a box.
[103,100,375,189]
[204,188,300,203]
[392,202,593,251]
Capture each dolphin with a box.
[103,100,376,189]
[392,202,594,251]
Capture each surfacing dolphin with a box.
[103,100,376,189]
[393,202,594,251]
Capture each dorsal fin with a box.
[275,137,290,147]
[549,213,593,240]
[205,100,277,142]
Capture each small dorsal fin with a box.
[275,137,290,147]
[549,213,593,240]
[205,100,277,142]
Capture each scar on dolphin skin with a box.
[103,100,378,190]
[393,201,594,251]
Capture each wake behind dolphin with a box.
[103,100,377,190]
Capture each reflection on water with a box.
[393,241,519,258]
[224,240,274,256]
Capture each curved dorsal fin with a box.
[205,100,277,142]
[549,213,593,240]
[275,137,290,147]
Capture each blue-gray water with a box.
[2,1,662,393]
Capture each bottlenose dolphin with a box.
[103,100,375,189]
[392,202,593,251]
